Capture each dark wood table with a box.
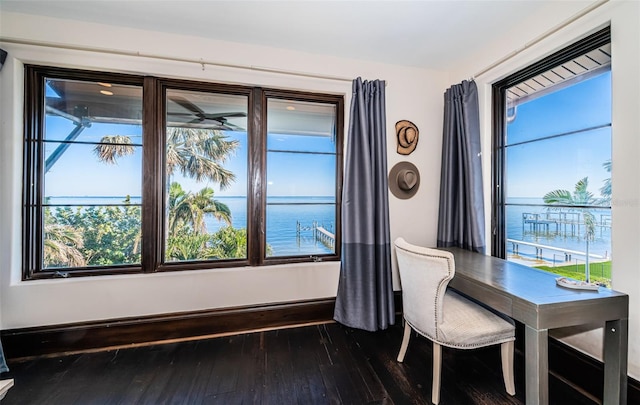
[442,247,629,405]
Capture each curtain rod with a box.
[472,0,609,79]
[0,36,354,83]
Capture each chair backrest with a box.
[394,237,455,339]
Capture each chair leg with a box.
[501,340,515,396]
[397,321,412,362]
[432,342,442,405]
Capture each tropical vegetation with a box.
[541,161,611,283]
[45,201,141,267]
[168,182,232,235]
[43,220,86,268]
[43,126,248,268]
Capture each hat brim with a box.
[388,161,420,199]
[396,120,419,155]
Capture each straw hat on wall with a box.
[396,120,419,155]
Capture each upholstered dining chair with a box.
[394,237,516,405]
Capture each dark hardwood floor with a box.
[1,322,594,404]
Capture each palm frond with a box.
[166,182,233,236]
[43,224,86,267]
[165,127,239,187]
[94,135,135,164]
[583,211,597,240]
[182,156,236,188]
[543,189,573,205]
[601,160,612,198]
[210,200,233,225]
[574,177,589,193]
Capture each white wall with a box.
[5,1,636,382]
[0,12,448,328]
[450,0,640,381]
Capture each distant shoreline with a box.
[47,195,335,199]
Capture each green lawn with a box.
[534,261,611,287]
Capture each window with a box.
[163,88,249,263]
[23,66,343,279]
[492,27,612,286]
[265,97,339,259]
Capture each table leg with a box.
[603,318,628,405]
[525,326,549,405]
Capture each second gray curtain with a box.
[0,338,8,373]
[437,80,486,253]
[334,77,394,332]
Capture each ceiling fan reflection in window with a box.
[167,96,247,131]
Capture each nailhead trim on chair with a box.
[395,244,454,343]
[394,238,516,405]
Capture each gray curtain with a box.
[437,80,486,253]
[0,338,8,373]
[334,77,394,332]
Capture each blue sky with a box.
[46,71,609,201]
[44,80,337,199]
[171,131,336,198]
[44,118,143,198]
[44,121,336,199]
[505,70,611,199]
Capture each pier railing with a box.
[296,221,335,249]
[522,211,611,236]
[507,238,607,261]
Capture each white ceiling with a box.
[0,0,595,71]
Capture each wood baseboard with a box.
[1,292,637,403]
[1,293,404,361]
[1,298,337,360]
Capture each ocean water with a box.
[506,197,611,263]
[206,196,336,257]
[46,196,336,257]
[46,196,611,262]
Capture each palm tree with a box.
[600,159,611,199]
[208,226,247,259]
[168,182,232,236]
[543,177,606,282]
[43,223,86,268]
[93,135,135,164]
[166,128,238,188]
[166,233,211,261]
[95,128,239,188]
[95,127,238,261]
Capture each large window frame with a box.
[492,27,611,259]
[23,65,344,280]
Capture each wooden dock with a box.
[522,211,611,236]
[296,221,335,249]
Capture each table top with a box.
[441,247,629,329]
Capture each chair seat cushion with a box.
[437,290,515,349]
